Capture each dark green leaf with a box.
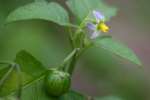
[95,37,142,66]
[0,50,47,96]
[66,0,117,23]
[6,1,69,26]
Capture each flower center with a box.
[97,22,109,33]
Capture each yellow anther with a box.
[97,22,109,33]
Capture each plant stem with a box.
[78,11,92,31]
[67,54,77,75]
[0,64,15,88]
[68,28,74,49]
[67,39,93,75]
[66,12,93,75]
[58,48,79,71]
[15,64,22,100]
[63,49,79,65]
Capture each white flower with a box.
[87,10,110,39]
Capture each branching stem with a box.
[58,48,79,71]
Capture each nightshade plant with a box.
[0,0,142,100]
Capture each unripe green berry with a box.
[45,69,71,96]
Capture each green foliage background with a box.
[0,0,150,100]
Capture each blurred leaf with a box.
[66,0,117,23]
[6,1,69,26]
[95,96,123,100]
[0,95,17,100]
[20,76,52,100]
[0,50,47,96]
[95,37,142,66]
[0,67,19,97]
[15,50,47,78]
[0,21,70,66]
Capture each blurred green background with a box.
[0,0,150,100]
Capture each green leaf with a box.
[66,0,117,23]
[20,76,51,100]
[60,90,87,100]
[95,37,142,66]
[15,50,47,78]
[6,1,69,26]
[95,96,123,100]
[0,95,17,100]
[0,67,19,97]
[0,50,47,96]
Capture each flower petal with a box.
[87,23,96,30]
[90,30,101,39]
[93,10,105,22]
